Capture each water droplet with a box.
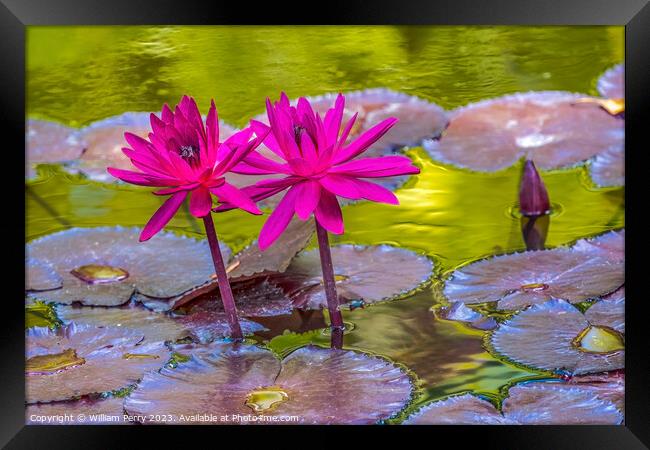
[26,349,85,374]
[71,264,129,284]
[245,386,289,412]
[574,326,624,354]
[122,353,161,360]
[519,283,549,292]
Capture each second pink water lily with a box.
[225,92,421,250]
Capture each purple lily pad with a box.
[566,371,625,411]
[280,244,433,310]
[574,229,624,263]
[57,303,192,345]
[589,146,624,187]
[597,64,624,99]
[502,381,623,424]
[404,394,516,425]
[26,258,62,291]
[26,119,87,179]
[26,396,126,425]
[424,91,624,172]
[26,226,230,306]
[307,88,449,153]
[26,324,170,403]
[124,342,413,424]
[444,237,624,311]
[490,298,624,375]
[405,381,622,425]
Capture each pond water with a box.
[26,26,624,420]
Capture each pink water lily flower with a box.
[108,96,267,241]
[225,92,420,250]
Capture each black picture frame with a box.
[3,0,648,447]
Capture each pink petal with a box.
[324,93,345,146]
[206,100,219,161]
[319,174,362,200]
[189,187,213,218]
[250,120,285,159]
[300,132,318,164]
[258,185,300,250]
[288,158,313,177]
[330,156,420,178]
[140,191,188,241]
[314,190,344,234]
[153,183,200,195]
[333,117,398,164]
[337,112,359,150]
[106,167,177,187]
[351,178,399,205]
[210,182,261,215]
[236,152,290,174]
[294,180,321,220]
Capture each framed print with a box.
[3,0,649,447]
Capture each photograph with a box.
[24,25,625,426]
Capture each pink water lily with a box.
[224,92,420,250]
[108,95,266,242]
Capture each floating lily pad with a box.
[73,112,151,182]
[574,228,624,263]
[57,303,192,345]
[124,342,413,424]
[589,146,624,187]
[597,64,624,99]
[26,119,86,179]
[502,381,623,424]
[26,226,229,306]
[26,258,62,291]
[26,396,126,425]
[423,91,623,172]
[26,324,169,403]
[405,381,622,425]
[307,88,449,153]
[491,298,624,375]
[566,371,625,411]
[404,394,516,425]
[443,240,624,311]
[280,244,433,310]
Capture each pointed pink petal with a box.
[211,182,261,215]
[294,180,321,220]
[333,117,398,164]
[106,167,178,187]
[300,132,318,164]
[161,104,174,123]
[330,156,420,178]
[324,93,345,146]
[140,191,188,241]
[319,174,362,200]
[153,183,200,195]
[288,158,313,177]
[337,112,358,150]
[188,187,213,218]
[250,120,285,159]
[258,185,300,250]
[235,152,290,174]
[314,190,344,234]
[351,178,399,205]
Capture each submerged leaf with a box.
[124,342,413,424]
[444,230,624,310]
[26,324,169,403]
[26,119,87,179]
[424,91,623,171]
[279,244,433,309]
[491,298,624,375]
[26,226,230,306]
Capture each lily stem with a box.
[202,213,243,339]
[315,220,345,331]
